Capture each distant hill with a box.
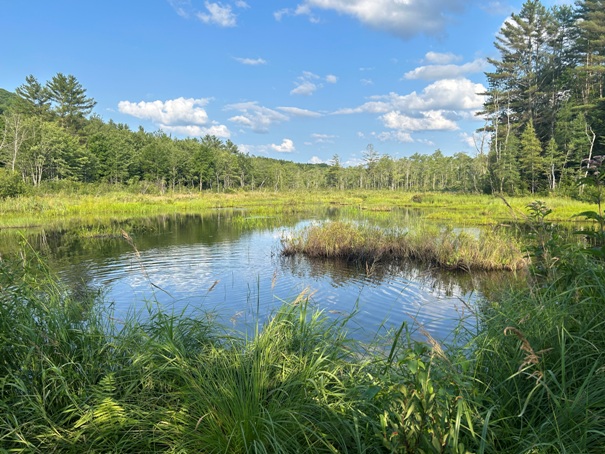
[0,88,18,114]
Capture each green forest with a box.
[1,0,604,198]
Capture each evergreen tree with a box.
[15,75,51,117]
[326,154,343,189]
[46,73,96,132]
[486,0,555,136]
[519,120,546,193]
[574,0,605,103]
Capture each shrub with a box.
[0,168,26,199]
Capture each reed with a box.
[282,221,527,271]
[470,250,605,452]
[0,189,596,229]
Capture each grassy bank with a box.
[472,256,605,452]
[282,221,527,271]
[2,225,605,452]
[0,253,477,452]
[0,187,597,229]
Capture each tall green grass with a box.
[0,252,368,452]
[282,221,527,271]
[0,246,482,452]
[0,189,596,229]
[470,251,605,452]
[2,204,604,452]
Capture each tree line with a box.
[0,75,485,194]
[1,0,603,196]
[482,0,605,195]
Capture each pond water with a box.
[2,208,502,343]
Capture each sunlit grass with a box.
[2,220,605,452]
[0,187,596,229]
[282,220,527,271]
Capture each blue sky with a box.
[1,0,568,165]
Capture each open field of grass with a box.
[0,188,597,230]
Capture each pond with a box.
[1,208,505,342]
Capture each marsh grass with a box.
[0,189,596,229]
[3,204,605,452]
[282,221,527,271]
[471,255,605,453]
[0,251,373,452]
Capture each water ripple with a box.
[56,220,481,342]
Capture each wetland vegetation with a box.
[281,220,526,271]
[1,197,605,452]
[3,0,605,449]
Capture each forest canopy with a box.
[1,0,604,197]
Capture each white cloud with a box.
[274,8,289,21]
[277,106,322,117]
[333,78,486,139]
[197,2,237,27]
[311,133,337,143]
[274,5,320,23]
[291,80,318,96]
[169,0,247,22]
[419,78,486,110]
[302,71,320,79]
[360,78,374,86]
[459,130,491,152]
[271,138,295,152]
[424,51,462,65]
[118,97,210,126]
[228,115,253,127]
[234,56,267,65]
[162,124,231,138]
[375,130,414,143]
[460,132,476,148]
[293,0,469,38]
[291,71,337,96]
[226,101,289,133]
[404,58,488,80]
[167,0,191,18]
[309,156,325,164]
[336,78,486,114]
[381,110,459,132]
[118,97,232,138]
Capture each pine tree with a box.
[14,75,51,117]
[574,0,605,103]
[486,0,555,135]
[519,120,546,193]
[46,73,96,132]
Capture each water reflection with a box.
[0,209,509,342]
